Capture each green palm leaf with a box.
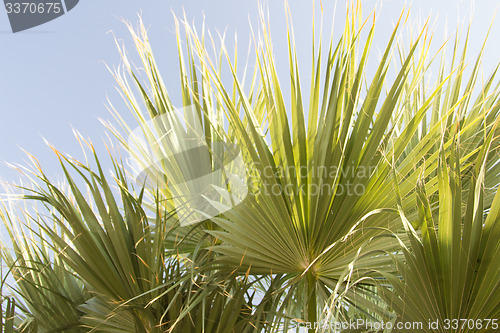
[105,1,500,328]
[379,123,500,332]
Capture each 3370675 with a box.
[5,2,62,14]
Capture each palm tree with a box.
[1,1,499,332]
[106,1,500,330]
[1,149,283,332]
[377,124,500,332]
[1,256,16,332]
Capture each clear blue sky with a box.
[0,0,499,184]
